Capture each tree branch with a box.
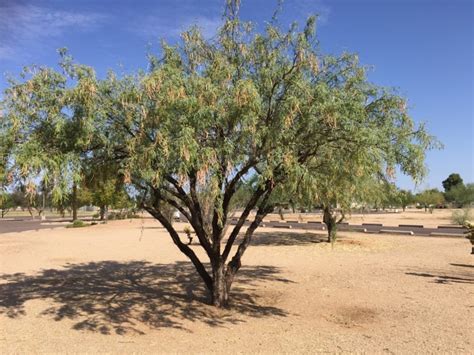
[143,204,213,291]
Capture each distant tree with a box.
[398,189,415,211]
[82,162,130,220]
[9,189,28,211]
[442,173,464,193]
[0,193,15,218]
[416,188,445,212]
[445,183,474,207]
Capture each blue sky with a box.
[1,0,472,191]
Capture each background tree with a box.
[81,162,128,220]
[445,183,474,207]
[396,189,415,211]
[0,192,15,218]
[416,188,445,212]
[0,49,99,221]
[442,173,463,193]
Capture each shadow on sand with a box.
[0,261,290,335]
[405,270,474,285]
[247,231,327,246]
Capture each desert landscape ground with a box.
[0,210,472,353]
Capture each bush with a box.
[92,213,99,219]
[107,211,140,220]
[451,208,473,225]
[183,226,193,245]
[67,220,88,228]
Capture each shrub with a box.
[451,208,473,225]
[67,220,88,228]
[183,226,193,245]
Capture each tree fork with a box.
[143,205,213,292]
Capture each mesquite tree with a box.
[0,50,99,219]
[1,0,435,307]
[96,1,434,306]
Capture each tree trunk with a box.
[211,262,231,307]
[72,183,78,221]
[278,206,284,220]
[323,205,337,243]
[100,205,106,220]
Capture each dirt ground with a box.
[0,216,473,354]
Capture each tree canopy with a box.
[442,173,464,192]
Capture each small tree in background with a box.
[416,189,445,212]
[0,193,15,218]
[442,173,464,193]
[445,183,474,207]
[397,189,415,211]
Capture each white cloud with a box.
[0,3,107,60]
[134,14,222,41]
[288,0,331,26]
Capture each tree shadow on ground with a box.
[0,261,290,335]
[450,263,474,269]
[246,231,327,246]
[405,270,474,285]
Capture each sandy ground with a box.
[263,208,460,228]
[0,217,473,354]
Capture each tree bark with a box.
[323,205,337,243]
[71,183,78,221]
[99,205,109,221]
[211,262,230,307]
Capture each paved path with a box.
[1,216,467,238]
[0,219,69,234]
[229,219,468,238]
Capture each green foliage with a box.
[0,192,15,217]
[416,189,445,212]
[445,183,474,207]
[451,208,473,225]
[397,189,415,210]
[0,49,100,206]
[67,219,87,228]
[442,173,463,192]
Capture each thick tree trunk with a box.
[71,183,78,221]
[323,205,337,243]
[211,263,230,307]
